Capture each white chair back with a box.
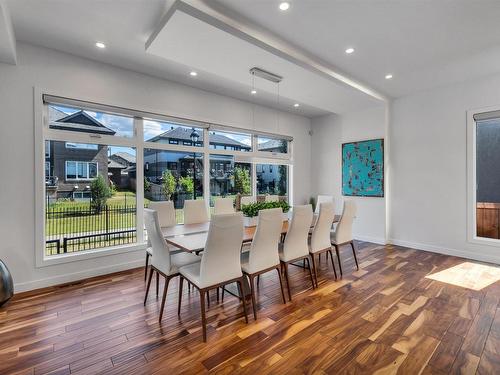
[183,199,209,224]
[199,212,244,287]
[265,195,279,202]
[311,202,335,253]
[335,200,357,244]
[282,205,313,261]
[214,197,235,215]
[148,201,176,227]
[315,195,334,214]
[248,208,283,272]
[144,209,172,275]
[240,195,255,207]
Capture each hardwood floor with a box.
[1,242,499,374]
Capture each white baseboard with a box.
[14,259,144,293]
[354,234,386,245]
[389,239,500,265]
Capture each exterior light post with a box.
[190,128,200,200]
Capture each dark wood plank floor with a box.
[1,243,499,374]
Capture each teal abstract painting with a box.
[342,139,384,197]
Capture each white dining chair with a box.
[315,195,334,214]
[183,199,209,225]
[241,208,286,319]
[265,194,279,202]
[214,197,235,215]
[331,200,358,276]
[144,201,177,281]
[143,209,201,322]
[240,195,255,207]
[309,202,337,285]
[178,212,248,341]
[279,204,316,301]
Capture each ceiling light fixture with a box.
[385,74,393,80]
[345,48,354,54]
[279,2,290,11]
[190,71,198,77]
[294,103,300,108]
[95,42,106,49]
[251,89,257,95]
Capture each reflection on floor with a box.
[426,261,500,291]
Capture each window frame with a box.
[467,105,500,248]
[35,88,293,268]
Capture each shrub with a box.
[240,200,290,217]
[90,175,112,214]
[162,170,176,200]
[179,176,194,194]
[234,166,251,195]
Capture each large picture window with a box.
[38,94,292,265]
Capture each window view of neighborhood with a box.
[44,104,290,257]
[476,116,500,240]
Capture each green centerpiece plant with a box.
[240,200,290,217]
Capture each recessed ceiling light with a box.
[345,48,354,54]
[190,71,198,77]
[279,2,290,11]
[95,42,106,49]
[251,89,257,95]
[385,74,393,80]
[294,103,300,108]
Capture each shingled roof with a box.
[49,107,116,135]
[147,127,251,149]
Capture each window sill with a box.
[36,242,147,268]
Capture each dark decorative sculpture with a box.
[0,260,14,307]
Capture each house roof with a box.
[147,127,251,149]
[111,152,136,164]
[258,139,286,151]
[108,159,126,169]
[49,107,116,135]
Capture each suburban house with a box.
[108,152,136,189]
[45,107,115,200]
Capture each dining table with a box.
[162,212,341,300]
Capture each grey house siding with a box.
[50,141,108,198]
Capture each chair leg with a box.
[305,256,316,290]
[257,275,260,286]
[237,279,249,323]
[310,253,318,288]
[283,262,292,302]
[156,271,159,298]
[144,253,150,281]
[216,287,220,302]
[159,276,171,322]
[144,267,154,306]
[276,266,286,304]
[248,275,258,320]
[221,286,225,302]
[350,241,359,270]
[199,289,207,342]
[328,249,338,280]
[207,291,210,308]
[177,276,184,316]
[335,245,343,276]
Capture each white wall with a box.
[311,105,386,244]
[390,73,500,264]
[0,43,312,292]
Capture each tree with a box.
[179,176,194,195]
[90,175,112,214]
[162,170,176,200]
[234,166,251,195]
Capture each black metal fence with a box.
[45,204,136,256]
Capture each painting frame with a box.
[342,138,384,197]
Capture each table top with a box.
[165,214,340,253]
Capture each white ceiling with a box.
[214,0,500,98]
[146,9,381,115]
[0,0,16,64]
[4,0,500,116]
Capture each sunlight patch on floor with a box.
[425,262,500,290]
